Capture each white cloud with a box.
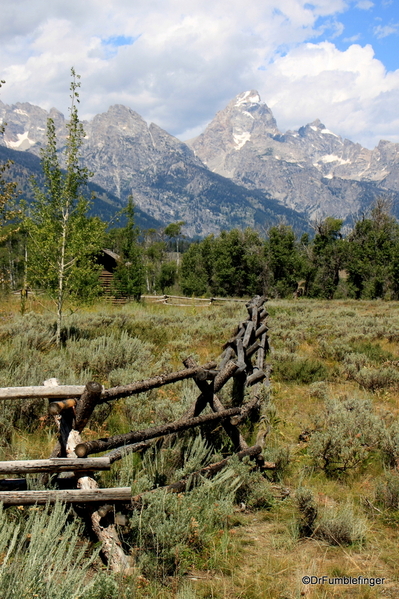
[373,23,399,39]
[0,0,398,150]
[356,0,374,9]
[264,42,399,148]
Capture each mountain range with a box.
[1,91,398,236]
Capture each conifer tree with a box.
[111,196,145,300]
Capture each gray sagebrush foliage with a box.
[308,398,383,476]
[129,468,241,579]
[0,502,103,599]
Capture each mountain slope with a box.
[188,91,399,221]
[0,101,310,236]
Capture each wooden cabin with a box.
[97,249,120,295]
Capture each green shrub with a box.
[375,472,399,510]
[81,573,119,599]
[295,488,318,538]
[66,331,153,380]
[0,502,102,599]
[272,356,328,384]
[356,366,399,391]
[314,503,367,546]
[308,398,383,476]
[295,489,367,545]
[233,457,274,509]
[129,469,240,579]
[380,420,399,468]
[349,341,393,364]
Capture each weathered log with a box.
[0,458,111,474]
[176,360,238,422]
[254,323,268,339]
[246,295,267,310]
[106,441,154,464]
[257,332,267,370]
[0,385,85,400]
[75,381,103,432]
[0,487,132,505]
[230,393,262,426]
[48,398,77,415]
[75,406,242,457]
[218,346,235,371]
[222,322,246,349]
[214,360,239,391]
[246,340,261,358]
[242,321,254,349]
[0,363,217,403]
[246,369,266,386]
[184,356,249,452]
[99,361,217,403]
[235,338,246,372]
[63,420,131,573]
[133,445,265,502]
[209,394,248,451]
[77,476,131,573]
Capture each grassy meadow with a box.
[0,295,399,598]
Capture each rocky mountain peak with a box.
[232,90,261,107]
[187,90,280,175]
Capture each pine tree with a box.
[111,197,144,300]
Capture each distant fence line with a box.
[142,294,248,306]
[11,290,250,306]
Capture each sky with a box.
[0,0,398,149]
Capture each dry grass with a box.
[2,295,399,597]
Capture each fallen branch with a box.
[130,444,276,507]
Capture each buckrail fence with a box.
[0,295,271,572]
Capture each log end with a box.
[48,402,61,415]
[75,443,88,458]
[85,381,103,395]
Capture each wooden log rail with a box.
[141,294,248,304]
[0,362,217,403]
[0,487,132,506]
[75,407,243,457]
[0,457,110,474]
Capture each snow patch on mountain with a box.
[233,130,251,149]
[321,128,339,137]
[7,131,35,150]
[318,154,350,165]
[235,91,261,107]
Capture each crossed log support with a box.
[0,295,271,573]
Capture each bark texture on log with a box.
[99,361,217,403]
[106,441,154,464]
[0,487,132,505]
[75,381,103,432]
[75,407,242,457]
[0,458,110,474]
[0,385,85,400]
[78,476,131,573]
[65,419,131,573]
[184,356,249,452]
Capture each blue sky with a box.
[0,0,398,149]
[321,0,399,71]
